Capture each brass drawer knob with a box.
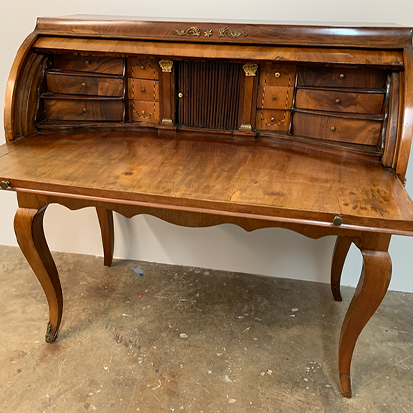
[333,216,343,226]
[85,60,90,65]
[141,88,145,92]
[335,98,341,104]
[0,181,11,190]
[272,95,277,100]
[274,72,281,78]
[339,73,345,79]
[141,110,146,115]
[81,82,86,87]
[82,107,87,113]
[271,117,275,122]
[331,126,336,132]
[178,92,183,98]
[141,65,145,70]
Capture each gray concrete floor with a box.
[0,245,412,413]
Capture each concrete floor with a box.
[0,245,412,413]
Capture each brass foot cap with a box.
[45,322,59,343]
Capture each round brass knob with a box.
[333,216,343,226]
[85,60,90,65]
[178,92,183,98]
[81,82,86,87]
[331,126,336,132]
[82,107,87,113]
[335,98,341,104]
[273,96,277,100]
[339,73,345,79]
[274,72,281,78]
[0,181,11,190]
[140,65,145,70]
[141,110,145,115]
[271,117,275,122]
[141,88,145,92]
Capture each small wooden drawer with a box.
[129,59,160,80]
[259,64,297,88]
[297,67,386,89]
[257,86,294,109]
[44,98,124,121]
[54,55,124,75]
[256,109,291,131]
[46,72,124,97]
[129,100,160,123]
[128,79,159,101]
[292,112,382,145]
[295,89,385,114]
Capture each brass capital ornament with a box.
[243,63,258,77]
[159,60,173,73]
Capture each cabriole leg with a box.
[14,206,62,343]
[331,236,352,301]
[338,246,391,398]
[96,207,114,267]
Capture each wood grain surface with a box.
[1,132,413,233]
[33,37,404,67]
[46,72,124,97]
[292,112,382,145]
[295,89,385,114]
[34,16,413,49]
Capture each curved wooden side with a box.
[395,47,413,181]
[4,31,39,142]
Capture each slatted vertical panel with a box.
[177,61,241,131]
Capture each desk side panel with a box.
[395,47,413,181]
[4,32,40,142]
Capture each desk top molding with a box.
[35,15,413,49]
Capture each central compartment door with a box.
[176,60,242,131]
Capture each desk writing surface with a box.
[1,132,413,233]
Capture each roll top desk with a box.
[1,16,413,398]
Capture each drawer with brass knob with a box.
[129,100,160,123]
[257,86,294,110]
[297,66,386,89]
[295,89,385,114]
[128,58,160,80]
[43,96,124,121]
[292,112,382,145]
[54,54,124,75]
[46,71,124,97]
[259,63,297,87]
[256,109,291,131]
[128,78,159,101]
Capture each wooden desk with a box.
[1,16,413,398]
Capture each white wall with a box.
[1,0,413,293]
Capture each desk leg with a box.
[338,248,392,398]
[14,206,62,343]
[96,208,114,267]
[331,237,352,301]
